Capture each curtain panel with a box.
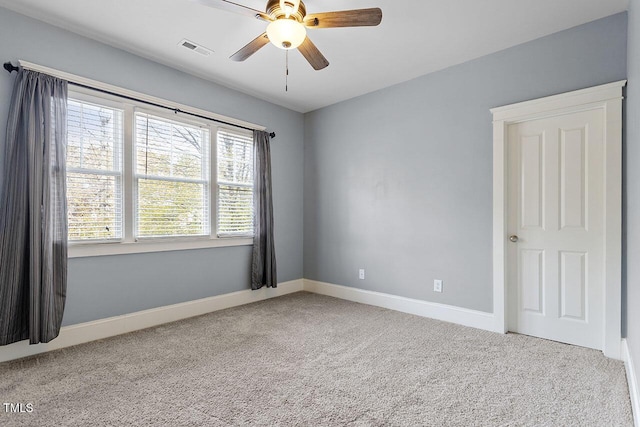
[251,130,277,290]
[0,69,68,345]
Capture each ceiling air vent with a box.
[179,39,213,56]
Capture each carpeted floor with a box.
[0,292,633,426]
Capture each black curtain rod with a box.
[3,62,276,139]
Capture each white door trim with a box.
[491,80,626,359]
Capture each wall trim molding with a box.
[490,80,627,121]
[303,279,497,332]
[623,339,640,427]
[4,278,624,366]
[0,279,303,363]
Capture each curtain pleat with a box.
[0,69,68,345]
[251,130,277,290]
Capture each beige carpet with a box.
[0,292,633,426]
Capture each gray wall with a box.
[304,13,628,313]
[0,8,304,326]
[626,0,640,387]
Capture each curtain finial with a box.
[3,62,19,73]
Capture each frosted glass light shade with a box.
[267,19,307,50]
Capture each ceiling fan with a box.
[192,0,383,70]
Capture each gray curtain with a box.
[251,130,277,290]
[0,69,68,345]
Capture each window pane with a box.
[68,100,122,171]
[134,112,210,239]
[67,99,123,241]
[217,130,253,185]
[67,173,122,240]
[135,113,207,179]
[217,130,254,236]
[217,184,253,236]
[137,179,208,238]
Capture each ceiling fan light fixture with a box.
[266,18,306,50]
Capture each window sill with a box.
[68,237,253,258]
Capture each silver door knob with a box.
[509,235,519,242]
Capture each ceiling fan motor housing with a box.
[266,0,306,21]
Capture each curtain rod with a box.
[2,61,276,139]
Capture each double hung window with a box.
[217,130,254,237]
[67,98,124,241]
[134,112,210,238]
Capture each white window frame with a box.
[67,86,255,258]
[66,92,125,243]
[133,108,212,240]
[216,126,255,238]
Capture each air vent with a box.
[179,39,213,56]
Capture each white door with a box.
[507,109,605,349]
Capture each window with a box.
[67,99,123,241]
[217,130,254,237]
[135,112,210,238]
[66,89,255,254]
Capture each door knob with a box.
[509,235,519,243]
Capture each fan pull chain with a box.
[285,49,289,92]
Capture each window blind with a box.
[134,112,210,238]
[66,88,258,246]
[67,99,124,241]
[217,129,254,236]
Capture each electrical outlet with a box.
[359,269,365,280]
[434,279,443,293]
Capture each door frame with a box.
[490,81,626,359]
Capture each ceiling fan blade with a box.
[191,0,272,22]
[304,8,382,28]
[230,32,270,61]
[298,36,329,70]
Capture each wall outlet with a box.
[434,279,443,293]
[359,269,365,280]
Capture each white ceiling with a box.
[0,0,629,113]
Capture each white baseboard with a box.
[0,278,504,363]
[303,279,496,332]
[623,339,640,427]
[0,279,303,363]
